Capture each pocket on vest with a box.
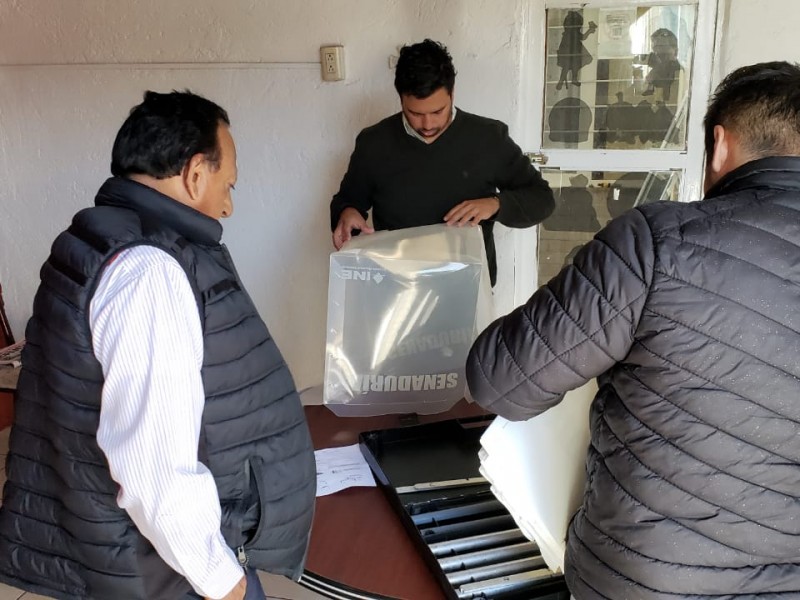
[242,456,269,549]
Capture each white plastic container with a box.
[478,379,598,573]
[323,224,491,417]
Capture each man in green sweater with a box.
[330,39,555,285]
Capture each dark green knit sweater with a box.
[330,109,555,285]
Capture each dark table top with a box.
[303,401,490,600]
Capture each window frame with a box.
[508,0,719,307]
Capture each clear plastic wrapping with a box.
[324,224,491,417]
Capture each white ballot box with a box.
[479,379,598,573]
[324,224,491,417]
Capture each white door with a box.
[509,0,718,308]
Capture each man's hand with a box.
[206,574,246,600]
[444,197,500,227]
[333,207,374,250]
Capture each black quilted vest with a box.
[0,177,316,599]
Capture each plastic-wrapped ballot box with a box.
[324,224,491,417]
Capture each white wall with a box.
[715,0,800,84]
[0,0,529,391]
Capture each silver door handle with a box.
[525,151,549,165]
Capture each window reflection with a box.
[543,4,698,150]
[538,170,681,283]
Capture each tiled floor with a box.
[0,428,326,600]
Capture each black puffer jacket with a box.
[467,157,800,599]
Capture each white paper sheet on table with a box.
[314,444,376,497]
[479,379,597,573]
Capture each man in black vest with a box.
[0,91,316,599]
[330,39,555,286]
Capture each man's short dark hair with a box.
[111,90,230,179]
[704,61,800,160]
[394,39,456,98]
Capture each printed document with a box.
[315,444,376,497]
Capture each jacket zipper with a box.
[239,457,253,567]
[221,245,257,573]
[237,545,249,567]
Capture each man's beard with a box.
[417,109,452,139]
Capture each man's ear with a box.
[182,153,208,203]
[709,124,729,178]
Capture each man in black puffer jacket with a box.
[467,62,800,599]
[0,91,315,600]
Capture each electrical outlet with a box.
[320,45,345,82]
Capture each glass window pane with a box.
[537,169,682,284]
[543,4,698,151]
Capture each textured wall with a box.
[0,0,529,390]
[716,0,800,84]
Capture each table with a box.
[0,367,18,429]
[302,401,490,600]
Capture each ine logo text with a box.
[340,268,385,284]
